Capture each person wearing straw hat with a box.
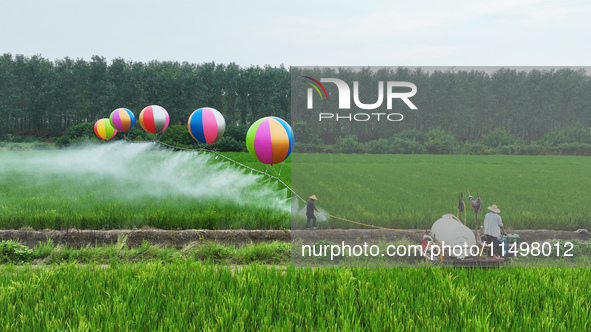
[306,195,320,230]
[483,204,507,258]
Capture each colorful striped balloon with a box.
[109,108,135,133]
[94,118,117,140]
[139,105,170,134]
[188,107,226,144]
[246,117,294,165]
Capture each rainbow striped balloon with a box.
[246,117,294,165]
[139,105,170,134]
[188,107,226,144]
[94,118,117,140]
[109,108,135,133]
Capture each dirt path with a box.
[2,229,590,249]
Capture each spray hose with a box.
[321,213,424,234]
[134,139,424,233]
[132,138,307,204]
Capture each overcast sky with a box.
[1,0,589,67]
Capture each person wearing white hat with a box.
[306,195,320,229]
[483,204,507,258]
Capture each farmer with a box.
[483,204,507,258]
[306,195,320,230]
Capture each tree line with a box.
[0,54,289,137]
[1,55,590,148]
[291,66,591,144]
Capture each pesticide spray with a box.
[0,141,290,212]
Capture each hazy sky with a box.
[1,0,589,67]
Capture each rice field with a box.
[0,144,291,230]
[1,147,590,230]
[292,154,591,230]
[1,262,590,331]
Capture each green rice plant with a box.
[1,263,591,330]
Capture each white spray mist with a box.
[0,142,290,212]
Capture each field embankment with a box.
[2,229,590,249]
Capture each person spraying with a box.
[306,195,320,229]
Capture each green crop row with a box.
[1,262,590,331]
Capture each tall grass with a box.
[1,263,590,330]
